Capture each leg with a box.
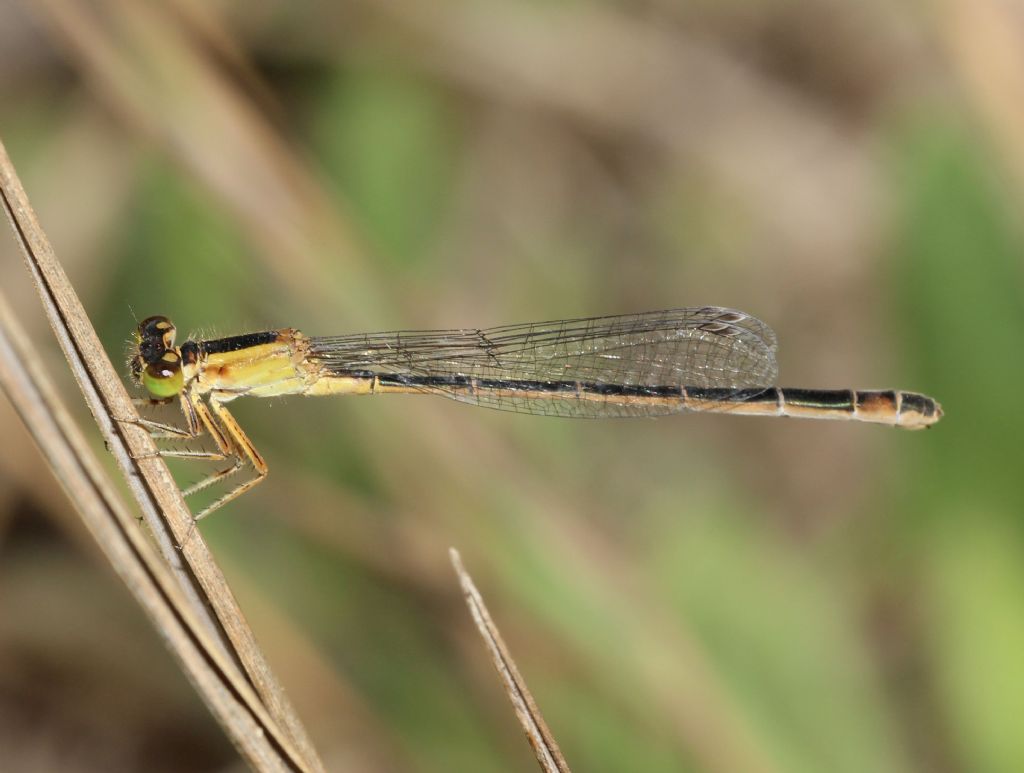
[117,397,196,438]
[124,389,267,522]
[177,395,244,496]
[189,396,268,522]
[119,396,229,460]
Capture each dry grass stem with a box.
[0,137,324,772]
[0,277,302,771]
[450,548,571,773]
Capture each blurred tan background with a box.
[1,1,1023,771]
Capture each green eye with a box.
[143,352,184,398]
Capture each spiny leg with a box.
[189,395,268,522]
[120,396,230,461]
[175,393,244,498]
[127,389,247,504]
[117,397,196,438]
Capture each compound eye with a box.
[138,315,177,349]
[142,350,184,399]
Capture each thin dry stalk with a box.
[450,548,572,773]
[0,137,324,772]
[0,274,302,771]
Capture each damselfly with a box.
[128,307,941,520]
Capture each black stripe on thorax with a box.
[195,331,281,356]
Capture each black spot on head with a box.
[139,338,164,365]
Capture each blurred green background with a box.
[1,1,1022,771]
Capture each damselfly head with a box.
[130,316,182,399]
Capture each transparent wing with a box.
[309,307,779,418]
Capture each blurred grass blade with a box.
[0,136,324,772]
[450,548,572,773]
[33,0,382,322]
